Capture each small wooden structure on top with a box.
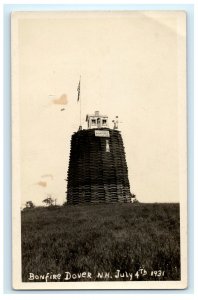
[86,111,109,129]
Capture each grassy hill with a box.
[21,203,180,282]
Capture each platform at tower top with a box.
[84,111,119,131]
[86,111,109,129]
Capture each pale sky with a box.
[12,11,186,206]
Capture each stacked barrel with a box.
[66,128,131,204]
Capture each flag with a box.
[77,78,81,102]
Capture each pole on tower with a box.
[77,76,82,130]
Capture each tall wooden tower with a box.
[66,111,132,204]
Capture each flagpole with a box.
[77,75,82,131]
[80,75,81,128]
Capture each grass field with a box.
[21,203,180,282]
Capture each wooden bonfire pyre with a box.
[66,111,131,204]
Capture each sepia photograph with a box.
[11,11,187,289]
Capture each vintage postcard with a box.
[12,11,187,289]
